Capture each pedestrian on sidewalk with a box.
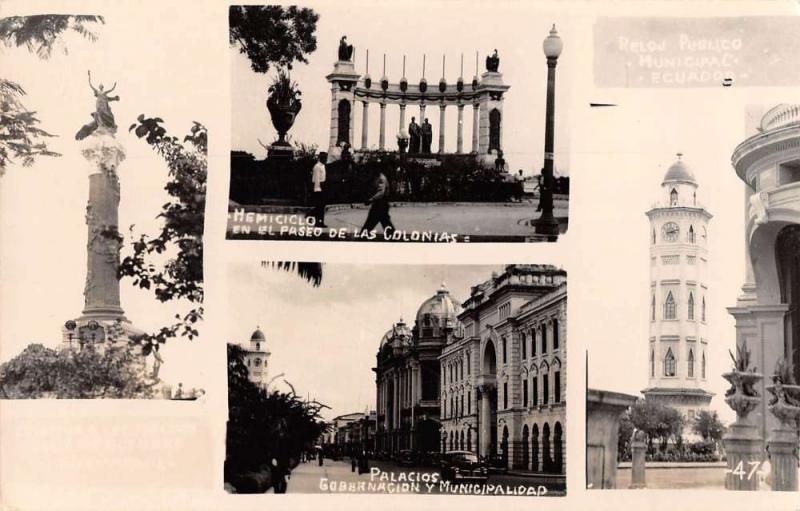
[311,152,328,228]
[318,449,324,467]
[360,168,395,235]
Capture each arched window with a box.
[688,225,695,243]
[254,358,261,367]
[650,349,655,377]
[702,297,706,322]
[531,329,537,356]
[688,349,695,377]
[664,292,677,320]
[702,351,706,379]
[664,348,676,377]
[502,337,507,364]
[256,342,260,351]
[542,373,550,405]
[670,188,678,206]
[521,332,527,359]
[522,376,529,406]
[503,382,508,409]
[688,292,695,320]
[554,370,561,403]
[651,295,656,321]
[466,352,471,374]
[652,229,656,244]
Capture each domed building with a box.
[642,154,714,425]
[241,327,271,389]
[729,104,800,449]
[374,285,462,458]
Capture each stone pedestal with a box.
[630,431,647,489]
[767,425,799,491]
[724,422,763,491]
[326,60,359,155]
[586,389,637,489]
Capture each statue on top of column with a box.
[408,117,420,153]
[76,71,120,140]
[421,118,433,154]
[485,49,500,72]
[338,36,354,62]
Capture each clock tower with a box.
[643,154,713,424]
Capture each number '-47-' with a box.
[725,461,761,480]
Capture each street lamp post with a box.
[534,25,563,239]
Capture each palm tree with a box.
[267,261,323,287]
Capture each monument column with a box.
[438,104,446,154]
[471,103,479,153]
[81,133,126,319]
[379,102,386,150]
[457,104,465,153]
[361,101,369,150]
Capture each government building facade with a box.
[642,155,714,422]
[373,265,567,474]
[440,265,567,473]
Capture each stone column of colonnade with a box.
[438,104,446,153]
[379,103,387,150]
[361,101,369,150]
[457,104,465,153]
[479,385,493,457]
[471,102,479,153]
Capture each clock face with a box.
[662,222,680,242]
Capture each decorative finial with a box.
[460,53,464,76]
[402,55,406,76]
[423,53,426,78]
[551,23,557,34]
[442,54,446,77]
[382,53,386,75]
[366,49,369,74]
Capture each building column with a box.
[420,104,427,126]
[361,101,369,150]
[438,104,446,154]
[379,103,386,150]
[399,104,406,134]
[457,104,464,153]
[471,103,479,153]
[479,386,492,457]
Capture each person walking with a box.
[317,449,324,467]
[311,152,328,228]
[360,168,395,235]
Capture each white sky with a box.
[0,5,226,389]
[230,2,574,176]
[227,263,508,421]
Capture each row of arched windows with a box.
[442,389,471,419]
[652,291,706,321]
[443,352,471,386]
[519,319,560,361]
[651,347,706,379]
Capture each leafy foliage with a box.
[622,399,686,452]
[0,78,60,173]
[0,343,154,398]
[229,6,319,74]
[225,344,329,492]
[0,15,104,59]
[0,15,104,172]
[119,116,206,344]
[691,410,726,442]
[267,69,302,105]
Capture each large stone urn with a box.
[266,98,301,148]
[722,362,764,491]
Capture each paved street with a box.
[227,200,569,242]
[274,458,565,496]
[614,465,727,490]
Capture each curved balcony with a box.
[760,104,800,132]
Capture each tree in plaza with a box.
[0,343,155,399]
[118,116,207,347]
[0,15,104,173]
[225,343,330,493]
[692,410,726,442]
[617,410,634,461]
[628,399,685,452]
[229,6,319,74]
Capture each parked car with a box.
[440,451,488,484]
[397,450,417,467]
[486,454,509,474]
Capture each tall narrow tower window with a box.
[664,292,677,320]
[702,297,706,322]
[688,292,695,320]
[688,225,695,243]
[651,295,656,321]
[553,319,559,349]
[702,351,706,378]
[652,229,656,244]
[688,349,695,377]
[521,332,527,359]
[650,349,655,377]
[670,188,678,206]
[664,348,676,377]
